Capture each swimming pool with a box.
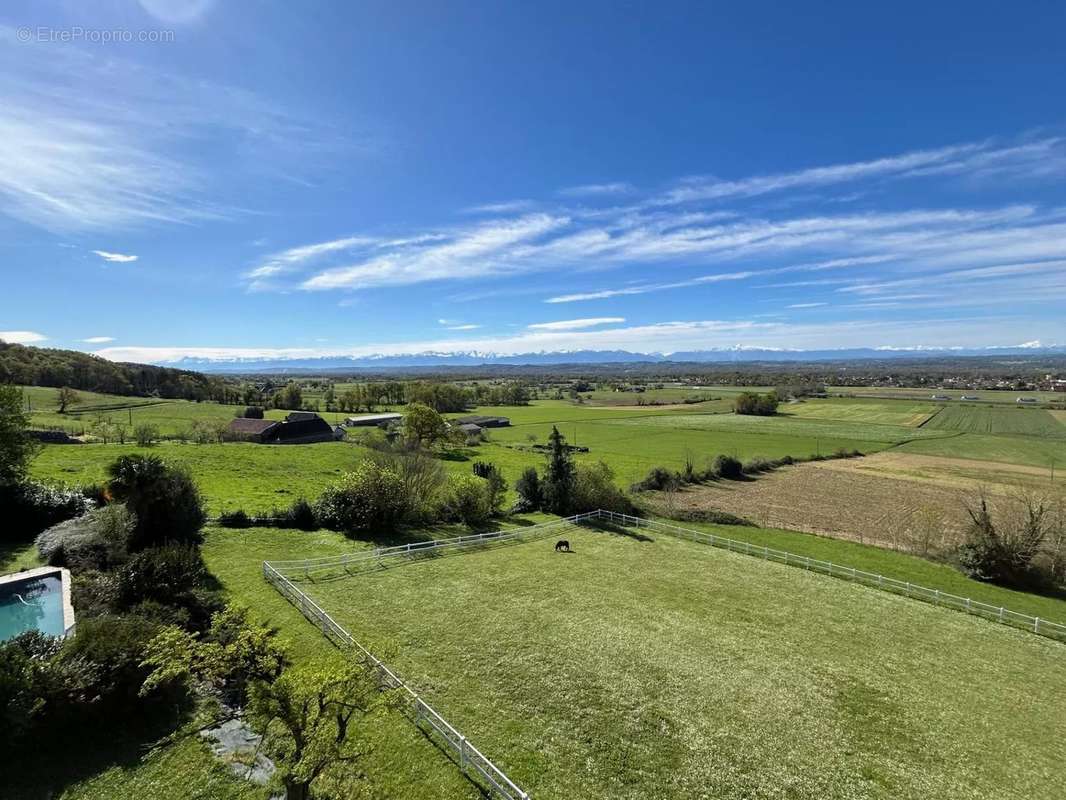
[0,567,75,641]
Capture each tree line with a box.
[0,342,231,402]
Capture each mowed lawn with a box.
[299,527,1066,800]
[921,405,1066,437]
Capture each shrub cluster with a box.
[733,391,779,416]
[654,507,756,526]
[4,455,223,755]
[2,480,95,540]
[631,449,863,493]
[957,491,1066,593]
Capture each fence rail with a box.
[263,508,1065,799]
[595,510,1066,643]
[270,513,599,581]
[263,560,532,800]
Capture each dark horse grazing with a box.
[555,539,570,552]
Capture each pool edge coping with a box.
[0,566,75,637]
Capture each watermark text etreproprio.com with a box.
[17,26,175,44]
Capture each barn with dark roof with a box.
[226,412,335,444]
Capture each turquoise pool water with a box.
[0,573,65,640]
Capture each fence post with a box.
[1035,618,1040,634]
[459,735,467,772]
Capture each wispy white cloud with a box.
[558,182,635,197]
[787,302,827,308]
[93,250,138,263]
[438,319,482,330]
[527,317,625,331]
[0,330,47,344]
[246,236,378,287]
[0,25,352,232]
[651,139,1065,205]
[231,132,1066,318]
[464,200,538,215]
[301,214,568,291]
[81,336,115,344]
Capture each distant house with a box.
[960,395,981,401]
[458,423,483,435]
[345,412,402,427]
[226,412,335,444]
[455,414,510,428]
[1016,397,1038,404]
[930,394,951,401]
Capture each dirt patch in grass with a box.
[642,452,1063,552]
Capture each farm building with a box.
[930,394,951,400]
[457,422,483,435]
[1016,397,1038,404]
[345,412,402,427]
[226,417,280,443]
[226,412,336,444]
[960,395,981,401]
[455,414,510,428]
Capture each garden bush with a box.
[116,545,207,608]
[106,455,206,550]
[2,480,93,540]
[35,504,133,570]
[712,454,744,480]
[279,497,318,531]
[514,467,542,512]
[440,474,493,525]
[571,462,636,515]
[218,508,252,528]
[631,466,682,492]
[315,460,408,533]
[58,614,164,712]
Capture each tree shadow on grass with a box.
[0,697,198,800]
[584,519,655,543]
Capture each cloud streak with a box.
[527,317,625,331]
[93,251,139,263]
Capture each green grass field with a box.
[292,524,1066,800]
[782,398,936,427]
[832,386,1066,405]
[30,441,364,512]
[898,432,1066,471]
[921,405,1066,437]
[21,385,367,437]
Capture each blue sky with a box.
[2,0,1066,363]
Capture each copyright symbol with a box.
[17,27,32,42]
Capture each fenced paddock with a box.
[265,512,1066,800]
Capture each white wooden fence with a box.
[263,508,1066,798]
[596,510,1066,642]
